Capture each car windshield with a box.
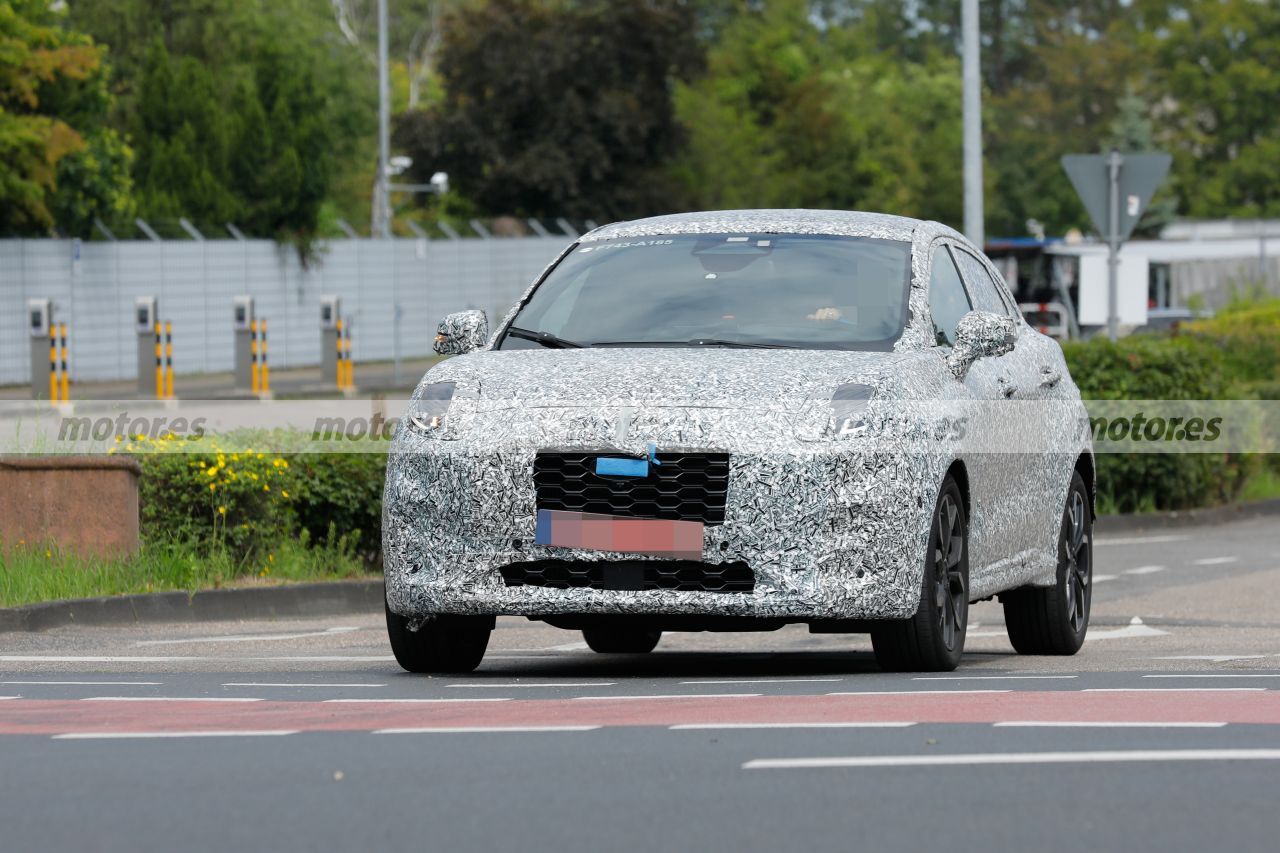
[497,233,913,351]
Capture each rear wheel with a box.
[871,476,969,672]
[385,602,492,673]
[582,626,662,654]
[1002,470,1092,655]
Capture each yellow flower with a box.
[257,453,264,460]
[206,467,217,477]
[114,435,123,443]
[218,506,227,515]
[263,484,270,492]
[45,549,52,558]
[281,490,289,498]
[198,460,206,469]
[209,483,216,491]
[268,554,275,563]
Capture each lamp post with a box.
[961,0,984,248]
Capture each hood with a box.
[424,347,909,409]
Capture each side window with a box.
[954,248,1009,316]
[927,246,972,347]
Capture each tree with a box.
[1147,0,1280,218]
[394,0,703,221]
[0,0,132,235]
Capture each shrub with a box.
[1061,334,1249,512]
[1184,297,1280,395]
[288,452,387,564]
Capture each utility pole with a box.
[1105,150,1123,342]
[375,0,392,238]
[961,0,984,248]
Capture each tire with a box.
[582,626,662,654]
[1002,470,1092,655]
[385,601,492,673]
[871,475,969,673]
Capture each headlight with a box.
[831,383,874,437]
[408,381,456,433]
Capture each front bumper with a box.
[383,440,940,622]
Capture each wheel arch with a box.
[1074,451,1096,520]
[946,458,971,521]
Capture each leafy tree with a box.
[394,0,703,221]
[0,0,132,235]
[1147,0,1280,218]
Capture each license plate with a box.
[534,509,704,560]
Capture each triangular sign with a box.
[1061,152,1172,243]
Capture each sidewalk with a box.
[0,357,442,402]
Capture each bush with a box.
[1061,334,1249,512]
[1184,297,1280,395]
[131,432,387,569]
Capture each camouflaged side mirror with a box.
[434,310,489,355]
[947,310,1017,379]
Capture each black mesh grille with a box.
[534,450,730,525]
[500,560,754,593]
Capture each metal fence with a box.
[0,235,570,386]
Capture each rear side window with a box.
[954,248,1011,316]
[927,246,971,347]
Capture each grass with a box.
[0,534,372,609]
[1238,462,1280,504]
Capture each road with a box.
[2,514,1278,852]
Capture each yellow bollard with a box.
[260,319,270,394]
[335,318,346,389]
[165,321,174,399]
[59,323,69,402]
[250,319,260,394]
[49,326,58,403]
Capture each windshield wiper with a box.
[592,339,795,349]
[506,326,584,348]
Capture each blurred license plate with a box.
[533,510,704,561]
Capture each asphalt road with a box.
[2,514,1278,852]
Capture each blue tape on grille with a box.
[595,457,649,477]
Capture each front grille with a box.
[534,450,730,525]
[500,560,754,593]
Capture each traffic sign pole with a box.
[1107,151,1123,342]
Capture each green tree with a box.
[0,0,132,235]
[394,0,703,220]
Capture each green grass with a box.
[1238,462,1280,504]
[0,534,372,609]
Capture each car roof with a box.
[581,209,958,245]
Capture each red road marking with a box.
[2,691,1278,736]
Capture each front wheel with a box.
[871,475,969,672]
[1002,470,1092,655]
[385,602,492,673]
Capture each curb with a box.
[1094,497,1280,534]
[0,578,384,634]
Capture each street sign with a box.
[1061,152,1171,244]
[1061,151,1172,340]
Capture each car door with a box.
[925,241,1018,581]
[951,245,1052,561]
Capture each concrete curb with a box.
[1095,497,1280,534]
[0,578,384,633]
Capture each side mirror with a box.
[946,311,1017,379]
[434,310,489,355]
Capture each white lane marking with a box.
[2,680,162,686]
[1083,688,1266,693]
[993,721,1228,728]
[1124,565,1166,575]
[497,642,592,653]
[1085,616,1168,641]
[322,698,512,704]
[573,693,761,701]
[374,726,601,734]
[0,655,396,663]
[136,627,361,646]
[967,630,1010,638]
[671,722,917,730]
[913,676,1077,681]
[1142,674,1280,679]
[53,730,298,740]
[82,696,263,702]
[447,682,616,688]
[1093,574,1119,583]
[679,678,845,685]
[743,749,1280,770]
[1192,556,1238,566]
[222,683,387,688]
[0,696,20,700]
[1152,655,1269,662]
[1094,535,1189,547]
[826,690,1010,696]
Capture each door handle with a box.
[1039,366,1062,388]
